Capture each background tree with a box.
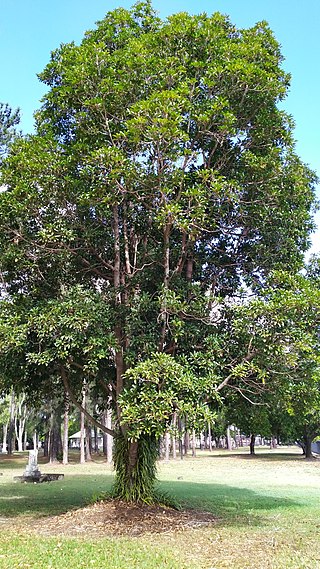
[227,395,271,455]
[286,371,320,458]
[0,103,20,162]
[233,269,320,458]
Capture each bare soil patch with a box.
[29,500,217,538]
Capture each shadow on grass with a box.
[159,479,300,527]
[0,467,301,529]
[0,473,114,518]
[0,455,29,469]
[228,453,305,462]
[194,450,307,462]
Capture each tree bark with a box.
[85,420,92,462]
[113,204,125,427]
[178,417,183,460]
[106,409,113,463]
[49,408,62,463]
[303,434,313,459]
[102,408,113,463]
[184,430,190,455]
[158,222,171,352]
[33,431,38,453]
[43,432,49,458]
[208,423,212,452]
[2,423,8,454]
[250,434,255,456]
[192,429,196,457]
[62,390,70,465]
[93,426,99,453]
[23,426,27,451]
[80,399,85,465]
[226,426,233,451]
[172,411,177,459]
[165,431,170,461]
[15,395,27,452]
[7,391,16,455]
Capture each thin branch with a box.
[229,385,265,405]
[215,351,256,392]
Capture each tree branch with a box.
[60,366,115,437]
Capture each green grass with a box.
[1,447,320,568]
[0,535,183,569]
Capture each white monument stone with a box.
[24,450,41,478]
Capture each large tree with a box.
[0,2,317,501]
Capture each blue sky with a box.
[1,0,319,252]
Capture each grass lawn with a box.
[1,447,320,568]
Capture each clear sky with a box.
[0,0,319,253]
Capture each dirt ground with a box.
[29,499,217,538]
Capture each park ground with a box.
[0,446,320,568]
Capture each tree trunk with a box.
[102,409,113,463]
[23,426,28,451]
[15,396,27,452]
[113,432,158,502]
[165,431,170,461]
[33,431,38,453]
[178,417,183,460]
[226,426,233,450]
[208,422,212,452]
[172,411,177,459]
[7,391,16,455]
[184,430,189,455]
[62,391,70,465]
[250,434,255,456]
[79,383,86,464]
[43,432,49,457]
[49,409,62,463]
[102,429,107,457]
[192,429,196,457]
[93,427,99,453]
[2,423,8,454]
[85,421,92,462]
[80,410,85,465]
[16,423,24,452]
[270,436,277,449]
[303,434,313,459]
[179,437,183,460]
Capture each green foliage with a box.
[0,286,116,399]
[120,353,215,439]
[229,268,320,446]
